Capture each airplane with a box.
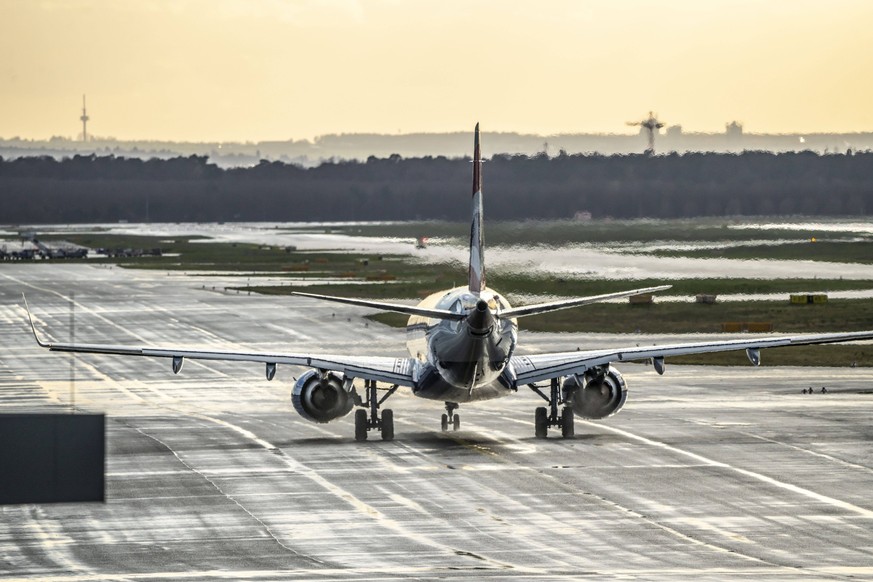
[24,124,873,442]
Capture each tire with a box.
[441,413,449,432]
[381,409,394,441]
[452,413,460,431]
[355,409,368,441]
[535,407,548,439]
[561,407,575,438]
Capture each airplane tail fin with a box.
[468,123,485,294]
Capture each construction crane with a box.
[627,111,664,155]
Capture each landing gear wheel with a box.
[381,409,394,441]
[441,402,459,433]
[561,407,575,438]
[355,409,368,442]
[355,379,400,441]
[535,407,548,439]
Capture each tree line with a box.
[0,151,870,223]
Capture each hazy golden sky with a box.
[2,0,872,141]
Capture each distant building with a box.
[664,125,683,152]
[725,121,744,152]
[726,121,743,138]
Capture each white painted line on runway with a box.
[188,412,528,573]
[125,422,328,567]
[394,417,769,568]
[16,506,88,576]
[590,422,873,519]
[6,272,235,380]
[738,430,873,476]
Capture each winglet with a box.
[468,123,485,293]
[22,294,51,348]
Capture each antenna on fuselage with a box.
[468,123,485,294]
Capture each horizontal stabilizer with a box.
[500,285,672,319]
[292,292,465,321]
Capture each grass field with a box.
[326,219,868,246]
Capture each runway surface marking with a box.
[185,411,525,573]
[393,417,776,568]
[119,419,328,567]
[735,429,873,476]
[589,421,873,519]
[16,507,88,577]
[6,273,240,379]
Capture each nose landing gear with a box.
[354,379,398,441]
[441,401,460,432]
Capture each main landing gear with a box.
[354,379,398,442]
[529,378,574,439]
[441,401,460,432]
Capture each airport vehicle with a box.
[25,125,873,441]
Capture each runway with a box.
[1,264,872,580]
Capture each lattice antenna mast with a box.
[80,95,90,142]
[627,111,665,155]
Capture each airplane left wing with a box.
[25,297,417,387]
[512,330,873,385]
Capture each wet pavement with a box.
[1,263,872,580]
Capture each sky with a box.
[2,0,873,142]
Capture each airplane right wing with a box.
[511,330,873,385]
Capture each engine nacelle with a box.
[562,366,628,420]
[291,370,354,423]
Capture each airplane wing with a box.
[511,330,873,385]
[24,297,417,387]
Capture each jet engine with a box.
[291,370,354,423]
[562,367,628,419]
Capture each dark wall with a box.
[1,152,871,223]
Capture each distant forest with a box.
[1,151,871,223]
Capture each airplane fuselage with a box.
[407,286,518,403]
